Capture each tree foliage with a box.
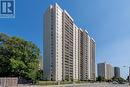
[96,76,105,82]
[0,33,40,81]
[112,76,126,83]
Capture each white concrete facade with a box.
[82,30,90,80]
[62,10,74,81]
[44,5,52,81]
[78,29,96,81]
[73,24,79,80]
[90,38,96,80]
[44,3,63,81]
[88,36,91,79]
[106,64,114,79]
[44,3,96,81]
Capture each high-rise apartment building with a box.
[90,38,96,80]
[97,62,114,80]
[73,24,79,81]
[114,67,120,78]
[44,3,96,81]
[97,63,107,79]
[78,29,83,80]
[44,3,63,81]
[106,64,114,79]
[77,29,95,81]
[62,10,74,81]
[80,30,90,80]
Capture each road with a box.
[47,83,129,87]
[18,83,129,87]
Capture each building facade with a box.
[44,3,96,81]
[114,67,120,78]
[44,3,63,81]
[106,64,114,79]
[78,29,84,80]
[73,24,79,81]
[97,62,114,80]
[62,10,74,81]
[90,38,96,80]
[97,63,107,79]
[80,30,91,80]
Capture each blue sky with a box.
[0,0,130,78]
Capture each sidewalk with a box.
[18,83,129,87]
[18,83,88,87]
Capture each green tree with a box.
[96,76,105,82]
[0,33,40,82]
[37,70,43,80]
[112,76,126,83]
